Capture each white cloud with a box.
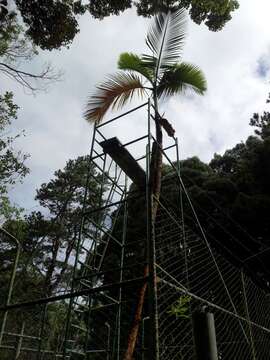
[1,0,270,211]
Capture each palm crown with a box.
[85,8,207,124]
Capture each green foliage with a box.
[0,155,107,357]
[0,91,18,128]
[88,0,132,19]
[180,104,270,290]
[210,143,245,176]
[157,62,207,98]
[15,0,80,51]
[46,302,69,350]
[34,156,106,296]
[181,156,211,173]
[0,0,238,52]
[0,196,23,220]
[0,14,36,61]
[250,110,270,140]
[136,0,239,31]
[118,52,154,82]
[88,0,239,31]
[0,92,29,221]
[85,9,206,123]
[167,295,191,319]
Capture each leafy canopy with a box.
[136,0,239,31]
[15,0,80,51]
[1,1,238,51]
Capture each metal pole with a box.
[117,175,128,360]
[142,317,150,360]
[37,304,47,360]
[105,322,111,360]
[241,270,257,359]
[63,125,97,359]
[15,322,25,360]
[192,309,218,360]
[175,138,189,283]
[0,228,21,346]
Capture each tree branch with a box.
[0,62,63,93]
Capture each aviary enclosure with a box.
[1,100,270,359]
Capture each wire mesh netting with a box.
[1,102,270,359]
[155,191,270,359]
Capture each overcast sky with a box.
[2,0,270,213]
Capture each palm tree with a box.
[85,7,206,209]
[85,8,207,359]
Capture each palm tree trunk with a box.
[123,265,149,360]
[124,102,163,359]
[151,115,163,216]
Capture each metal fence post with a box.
[0,228,21,346]
[15,321,25,360]
[192,309,218,360]
[241,270,257,360]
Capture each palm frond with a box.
[145,11,165,58]
[118,52,154,83]
[84,72,146,124]
[157,62,207,98]
[141,54,158,72]
[145,8,187,79]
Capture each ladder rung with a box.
[91,302,117,311]
[78,261,94,270]
[74,302,88,309]
[69,349,85,356]
[80,281,93,289]
[80,245,90,252]
[101,293,118,303]
[71,324,87,332]
[74,308,84,313]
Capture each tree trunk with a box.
[151,116,163,217]
[124,111,163,360]
[43,238,59,297]
[123,265,149,360]
[51,229,77,293]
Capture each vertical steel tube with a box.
[192,310,218,360]
[106,322,111,360]
[63,125,97,359]
[0,229,21,346]
[15,322,25,360]
[117,175,128,360]
[175,138,189,288]
[37,304,47,360]
[92,152,107,268]
[142,317,149,360]
[241,270,257,359]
